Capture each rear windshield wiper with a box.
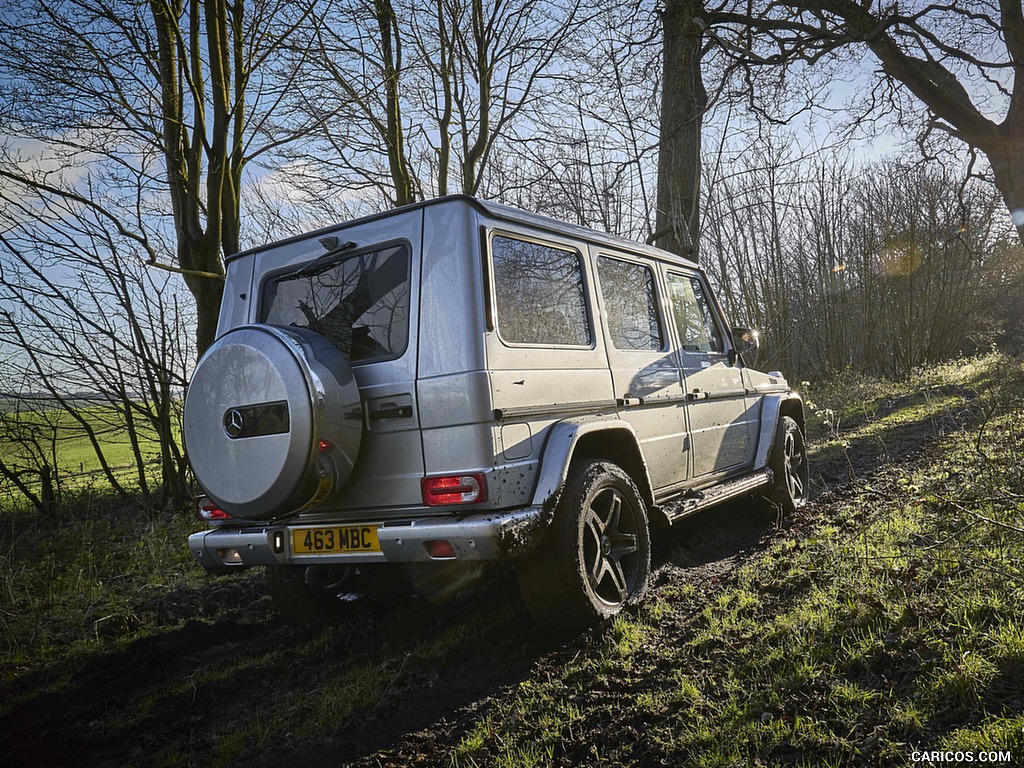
[277,239,358,282]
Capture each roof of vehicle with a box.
[228,194,699,268]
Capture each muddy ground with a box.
[0,387,970,767]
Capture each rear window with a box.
[491,235,591,346]
[261,244,410,364]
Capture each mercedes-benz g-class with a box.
[184,196,807,633]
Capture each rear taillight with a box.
[420,474,487,506]
[195,495,233,521]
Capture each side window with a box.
[666,273,724,354]
[597,256,663,351]
[261,244,410,364]
[491,235,591,346]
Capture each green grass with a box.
[0,490,209,684]
[0,401,178,505]
[450,352,1024,766]
[1,403,161,461]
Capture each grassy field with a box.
[0,492,205,671]
[1,353,1022,767]
[0,400,176,506]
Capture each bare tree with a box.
[0,0,313,356]
[0,196,194,506]
[466,1,662,242]
[273,0,579,211]
[0,387,62,514]
[701,0,1024,247]
[703,146,1022,380]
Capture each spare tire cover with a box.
[184,325,362,520]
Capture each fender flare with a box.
[530,417,652,511]
[753,392,805,472]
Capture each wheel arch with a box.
[753,392,805,472]
[531,419,655,514]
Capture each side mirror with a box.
[732,327,760,355]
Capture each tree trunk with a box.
[988,138,1024,246]
[182,268,224,357]
[376,0,418,207]
[655,0,706,259]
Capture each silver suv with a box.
[184,196,807,633]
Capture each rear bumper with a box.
[188,506,547,574]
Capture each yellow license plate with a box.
[291,525,381,555]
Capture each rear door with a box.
[484,228,615,491]
[592,250,688,491]
[254,210,425,512]
[664,270,757,478]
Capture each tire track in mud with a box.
[337,499,785,768]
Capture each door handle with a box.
[370,403,413,420]
[618,396,644,407]
[687,389,709,401]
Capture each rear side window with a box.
[261,244,410,364]
[666,272,723,353]
[597,256,663,351]
[491,235,591,346]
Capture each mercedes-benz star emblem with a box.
[224,408,244,438]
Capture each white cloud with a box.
[1,134,100,190]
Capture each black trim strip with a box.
[480,224,494,333]
[494,399,619,421]
[631,394,688,406]
[495,393,696,420]
[686,388,747,402]
[749,387,791,395]
[222,400,289,439]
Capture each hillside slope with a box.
[2,354,1022,767]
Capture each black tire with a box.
[265,564,355,624]
[517,460,651,635]
[756,415,809,520]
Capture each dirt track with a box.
[1,386,968,768]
